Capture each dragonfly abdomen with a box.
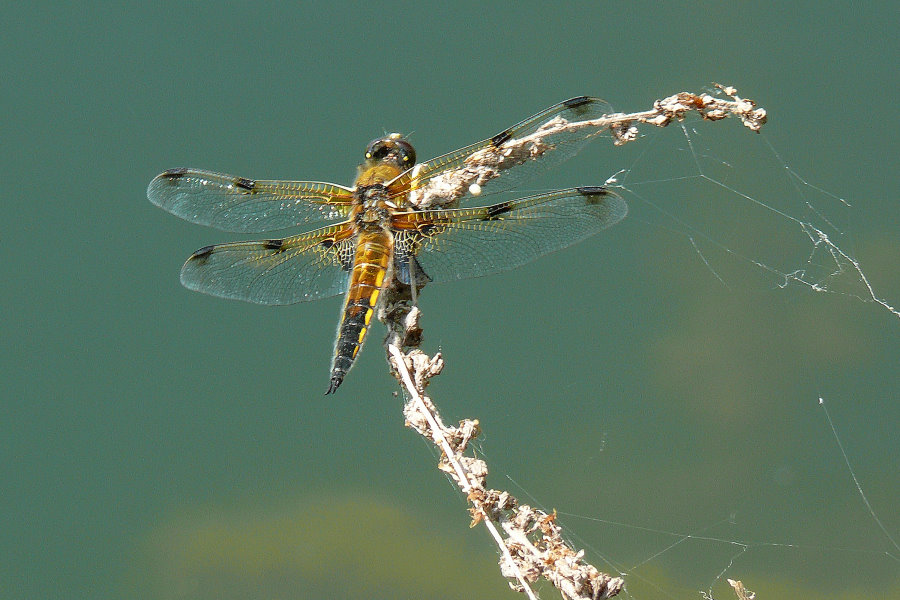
[327,231,392,394]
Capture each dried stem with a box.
[385,333,624,599]
[387,344,541,600]
[408,83,767,210]
[728,579,756,600]
[381,86,766,599]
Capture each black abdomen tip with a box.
[326,374,344,395]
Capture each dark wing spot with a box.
[418,223,439,236]
[563,96,592,109]
[576,186,609,203]
[234,177,255,191]
[161,167,189,180]
[263,239,285,251]
[576,186,608,195]
[483,201,513,221]
[189,245,216,265]
[491,129,513,147]
[318,239,334,249]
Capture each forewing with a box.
[393,187,627,283]
[180,223,356,305]
[148,168,355,233]
[390,97,615,208]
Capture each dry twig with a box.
[727,579,756,600]
[381,86,766,598]
[384,305,624,599]
[388,339,624,599]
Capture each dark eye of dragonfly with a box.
[392,138,416,166]
[364,136,416,168]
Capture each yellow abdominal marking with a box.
[364,309,373,325]
[369,288,380,306]
[375,270,385,287]
[357,326,367,344]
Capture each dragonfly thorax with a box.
[353,183,392,229]
[356,206,390,228]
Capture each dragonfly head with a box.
[363,133,416,170]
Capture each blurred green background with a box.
[3,2,898,599]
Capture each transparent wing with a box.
[180,223,356,305]
[148,168,355,233]
[391,186,627,283]
[389,97,614,207]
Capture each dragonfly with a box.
[147,97,628,394]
